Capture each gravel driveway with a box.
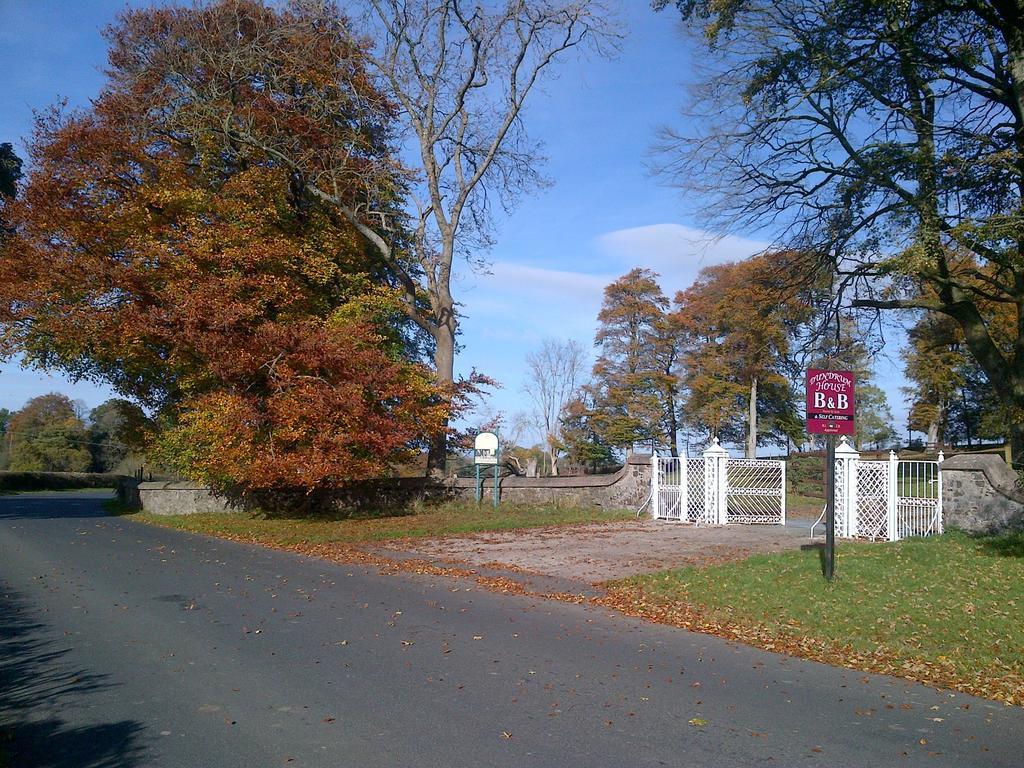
[385,518,814,583]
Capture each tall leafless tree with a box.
[357,0,618,472]
[523,337,586,475]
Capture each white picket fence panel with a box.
[651,439,785,526]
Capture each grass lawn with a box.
[786,492,825,519]
[125,501,635,547]
[605,531,1024,704]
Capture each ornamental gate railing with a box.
[652,437,942,540]
[829,437,943,542]
[649,456,708,523]
[651,438,786,526]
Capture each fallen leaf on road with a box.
[688,718,707,727]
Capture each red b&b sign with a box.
[806,369,855,435]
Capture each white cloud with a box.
[457,223,772,384]
[595,223,771,293]
[460,222,770,347]
[486,262,611,301]
[459,262,612,341]
[452,224,785,433]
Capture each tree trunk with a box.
[666,390,679,457]
[1010,420,1024,474]
[963,387,973,447]
[925,419,940,451]
[548,439,559,476]
[746,376,758,459]
[426,313,456,477]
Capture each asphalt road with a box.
[1,492,1022,768]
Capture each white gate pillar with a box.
[887,450,899,541]
[834,437,859,537]
[651,452,659,519]
[703,438,730,525]
[679,450,689,520]
[936,450,944,534]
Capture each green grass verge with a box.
[126,501,634,546]
[612,531,1024,703]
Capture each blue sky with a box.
[0,1,910,442]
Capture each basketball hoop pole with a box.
[493,432,500,509]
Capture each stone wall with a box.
[451,454,651,509]
[941,453,1024,534]
[138,481,248,516]
[136,455,653,516]
[115,476,141,508]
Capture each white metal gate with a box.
[895,460,943,538]
[853,461,890,540]
[651,439,785,526]
[652,456,684,521]
[725,459,786,524]
[825,438,943,542]
[651,456,707,522]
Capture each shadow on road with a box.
[0,492,113,521]
[0,586,145,767]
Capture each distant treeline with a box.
[0,394,148,475]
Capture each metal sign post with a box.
[473,432,500,508]
[806,370,855,582]
[825,435,836,581]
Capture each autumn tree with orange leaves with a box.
[84,0,615,474]
[0,5,451,495]
[672,255,809,456]
[586,269,680,455]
